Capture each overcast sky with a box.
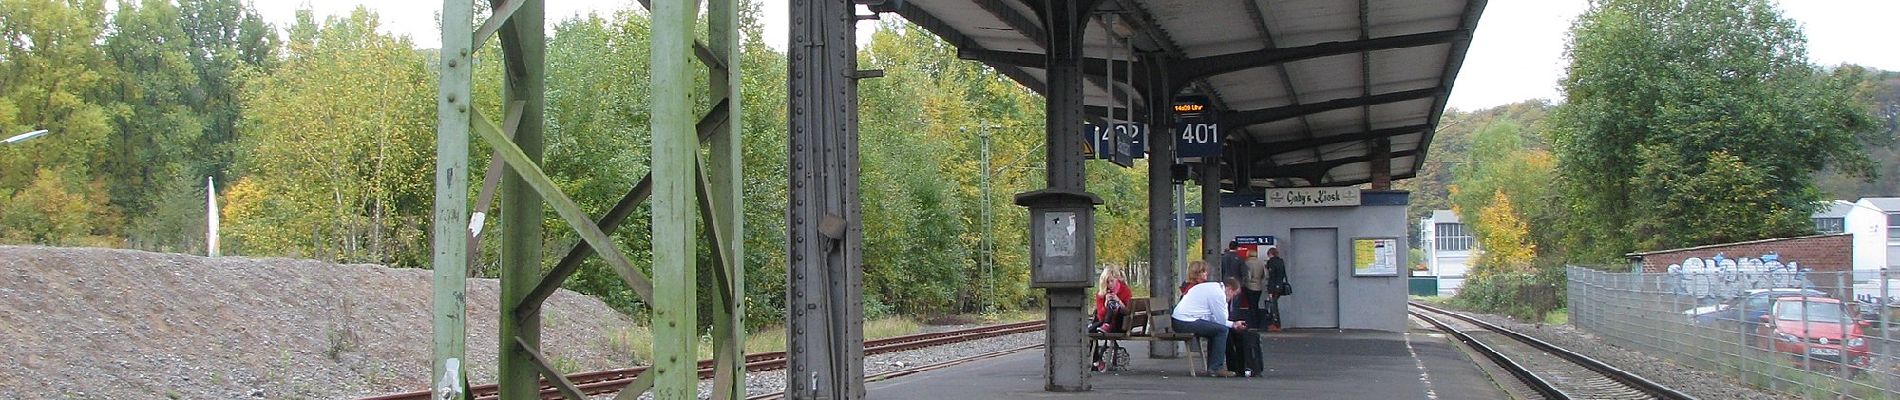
[254,0,1900,111]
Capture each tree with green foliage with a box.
[0,0,120,244]
[1398,100,1551,250]
[1552,0,1878,261]
[1448,120,1563,256]
[1816,66,1900,200]
[1447,119,1565,320]
[223,8,434,266]
[177,0,276,183]
[101,0,206,246]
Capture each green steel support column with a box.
[708,0,745,397]
[496,0,546,398]
[432,0,474,395]
[651,0,699,397]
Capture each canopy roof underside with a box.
[893,0,1486,188]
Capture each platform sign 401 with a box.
[1173,95,1220,160]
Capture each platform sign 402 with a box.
[1083,122,1146,167]
[1173,95,1220,160]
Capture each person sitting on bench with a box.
[1173,275,1249,377]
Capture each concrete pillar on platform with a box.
[1201,160,1223,265]
[1027,0,1101,392]
[1142,53,1179,359]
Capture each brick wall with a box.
[1634,234,1854,273]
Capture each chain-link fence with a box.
[1569,266,1900,399]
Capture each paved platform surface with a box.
[866,318,1508,399]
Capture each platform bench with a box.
[1087,297,1208,375]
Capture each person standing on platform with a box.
[1173,277,1248,377]
[1219,241,1248,319]
[1265,247,1290,332]
[1220,240,1247,287]
[1243,251,1268,326]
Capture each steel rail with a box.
[1409,302,1697,400]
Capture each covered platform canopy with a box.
[892,0,1484,188]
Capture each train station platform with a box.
[866,318,1508,399]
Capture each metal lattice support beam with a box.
[434,0,745,398]
[1257,124,1429,155]
[706,0,745,395]
[492,0,548,395]
[430,0,475,394]
[649,0,701,396]
[787,0,866,398]
[1219,87,1441,129]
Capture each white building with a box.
[1813,200,1854,235]
[1419,210,1474,296]
[1847,198,1900,271]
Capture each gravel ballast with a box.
[1437,306,1799,400]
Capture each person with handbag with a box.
[1264,247,1290,332]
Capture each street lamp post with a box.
[3,129,49,144]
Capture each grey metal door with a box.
[1287,228,1339,328]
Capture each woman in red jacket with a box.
[1091,266,1133,333]
[1090,266,1134,372]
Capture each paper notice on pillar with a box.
[1046,212,1077,258]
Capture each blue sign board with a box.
[1173,95,1221,159]
[1085,122,1147,167]
[1110,123,1140,167]
[1179,212,1203,228]
[1129,124,1146,159]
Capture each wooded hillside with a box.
[0,1,1165,327]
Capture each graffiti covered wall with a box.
[1665,255,1813,301]
[1632,234,1852,302]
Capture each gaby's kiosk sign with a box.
[1264,187,1361,208]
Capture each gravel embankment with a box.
[1441,307,1798,400]
[0,246,641,400]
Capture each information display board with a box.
[1173,95,1220,160]
[1352,237,1400,277]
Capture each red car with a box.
[1755,296,1872,373]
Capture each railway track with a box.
[1408,302,1696,400]
[362,320,1046,400]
